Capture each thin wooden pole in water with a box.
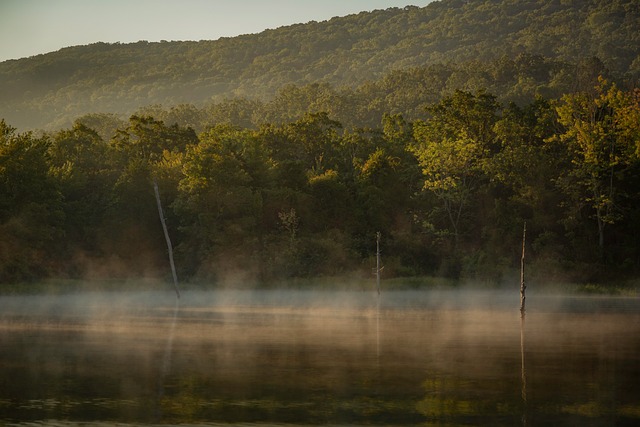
[375,232,382,365]
[376,294,381,362]
[376,232,381,295]
[153,179,180,299]
[519,221,528,425]
[520,314,527,425]
[520,221,526,318]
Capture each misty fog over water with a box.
[1,288,640,425]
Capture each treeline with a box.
[1,0,639,130]
[2,79,639,285]
[74,54,620,140]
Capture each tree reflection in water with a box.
[1,290,640,425]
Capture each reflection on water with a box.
[1,289,640,426]
[520,315,528,425]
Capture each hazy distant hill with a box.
[1,0,639,130]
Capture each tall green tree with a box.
[552,78,640,261]
[49,123,114,257]
[0,120,64,281]
[482,98,567,275]
[104,115,198,276]
[176,124,273,278]
[355,116,418,245]
[411,90,500,246]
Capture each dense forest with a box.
[1,0,640,286]
[2,79,639,285]
[1,0,639,131]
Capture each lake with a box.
[1,288,639,426]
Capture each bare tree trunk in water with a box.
[520,221,526,318]
[520,222,528,425]
[153,179,180,299]
[520,314,527,426]
[376,232,381,295]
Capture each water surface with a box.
[1,289,639,426]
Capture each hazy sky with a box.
[0,0,432,62]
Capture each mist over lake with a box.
[2,287,639,426]
[2,1,640,424]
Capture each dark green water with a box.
[1,289,639,426]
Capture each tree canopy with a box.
[1,82,639,285]
[1,0,639,131]
[1,0,640,286]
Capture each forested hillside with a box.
[2,80,640,285]
[2,0,640,286]
[1,0,639,131]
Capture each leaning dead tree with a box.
[153,179,181,299]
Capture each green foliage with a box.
[2,78,640,285]
[175,125,272,278]
[48,123,113,253]
[2,0,640,285]
[1,0,639,131]
[551,79,640,261]
[0,121,64,281]
[412,90,500,244]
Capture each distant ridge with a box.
[1,0,638,130]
